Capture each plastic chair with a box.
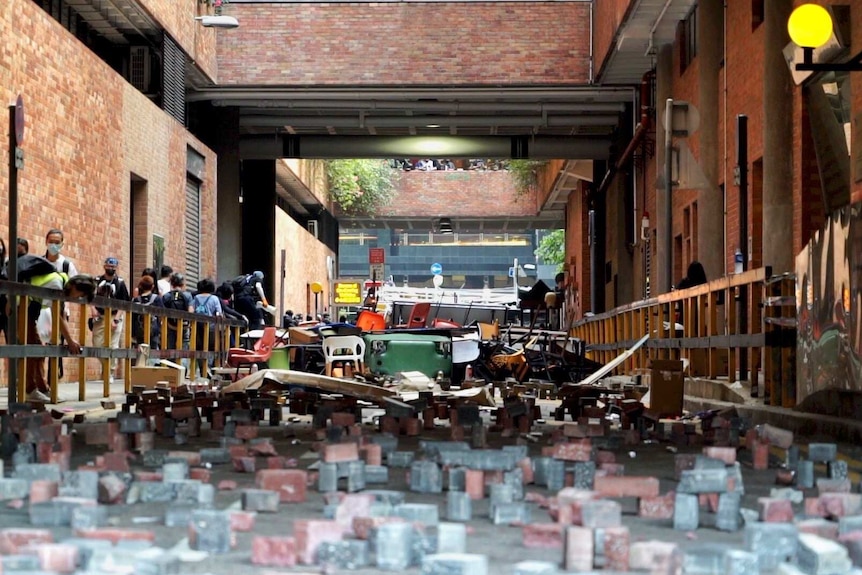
[322,335,366,377]
[227,326,277,379]
[355,310,386,332]
[396,302,431,328]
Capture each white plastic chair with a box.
[322,335,366,377]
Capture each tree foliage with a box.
[325,160,398,215]
[506,160,548,195]
[535,229,565,272]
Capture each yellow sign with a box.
[310,281,324,294]
[333,281,362,305]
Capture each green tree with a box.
[326,160,398,215]
[506,160,548,195]
[535,229,565,272]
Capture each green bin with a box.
[363,333,451,379]
[268,347,290,370]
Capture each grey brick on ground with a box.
[770,487,804,503]
[744,522,799,570]
[532,457,552,487]
[366,465,389,484]
[372,433,399,456]
[504,467,524,500]
[366,489,406,507]
[318,461,338,492]
[29,497,96,527]
[241,488,280,512]
[581,499,622,529]
[421,553,488,575]
[694,456,727,470]
[682,544,734,575]
[797,533,852,575]
[420,441,470,459]
[164,504,195,527]
[411,524,438,565]
[437,522,466,554]
[448,467,466,491]
[829,460,849,480]
[60,470,99,500]
[677,468,728,494]
[840,515,862,536]
[0,554,42,572]
[492,502,530,525]
[502,444,528,460]
[12,443,35,466]
[724,549,760,575]
[138,481,176,503]
[716,492,742,532]
[13,462,61,482]
[346,459,366,492]
[808,443,838,462]
[317,539,370,569]
[189,509,231,554]
[388,451,415,468]
[797,460,815,489]
[395,503,439,525]
[376,522,413,570]
[199,447,231,464]
[70,504,107,530]
[673,493,699,531]
[170,479,208,504]
[787,445,800,468]
[573,461,596,490]
[161,461,189,482]
[728,462,745,494]
[546,459,566,492]
[132,547,181,575]
[411,461,443,493]
[447,491,472,522]
[489,483,515,510]
[142,449,168,468]
[512,560,558,575]
[0,478,30,500]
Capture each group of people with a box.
[0,228,273,402]
[390,158,508,171]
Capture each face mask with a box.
[47,243,62,256]
[104,269,116,277]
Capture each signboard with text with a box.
[369,263,385,280]
[333,281,363,305]
[369,248,385,264]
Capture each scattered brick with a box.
[255,470,308,503]
[0,528,54,553]
[522,523,564,548]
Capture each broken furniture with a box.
[322,335,366,377]
[227,326,277,379]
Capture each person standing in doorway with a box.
[91,257,131,384]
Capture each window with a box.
[752,0,764,30]
[679,6,698,74]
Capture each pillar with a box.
[240,160,277,298]
[697,0,724,279]
[762,0,794,274]
[655,43,674,294]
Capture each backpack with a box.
[133,293,160,342]
[162,290,188,329]
[17,255,59,282]
[194,294,215,316]
[231,274,254,298]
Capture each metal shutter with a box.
[162,34,186,125]
[185,179,201,287]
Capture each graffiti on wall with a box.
[796,203,862,405]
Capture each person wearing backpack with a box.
[132,275,163,362]
[233,270,270,331]
[192,277,223,378]
[91,257,131,384]
[161,272,193,372]
[44,229,77,381]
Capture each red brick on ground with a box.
[465,470,484,500]
[522,523,564,548]
[630,540,682,574]
[252,536,297,567]
[360,444,382,466]
[797,518,840,539]
[752,441,769,470]
[758,498,794,522]
[29,481,59,504]
[553,440,592,462]
[352,516,406,540]
[293,520,342,564]
[0,529,54,554]
[639,491,675,519]
[230,511,257,532]
[594,476,660,499]
[604,526,630,571]
[255,470,308,503]
[73,528,156,544]
[322,442,359,463]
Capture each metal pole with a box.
[664,98,674,292]
[736,114,750,393]
[7,105,19,404]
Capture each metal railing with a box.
[0,280,246,403]
[570,267,798,406]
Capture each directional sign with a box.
[369,263,385,281]
[430,262,443,275]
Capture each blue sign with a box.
[508,266,515,278]
[430,263,443,275]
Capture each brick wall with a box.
[275,207,335,320]
[0,0,217,382]
[217,2,591,86]
[378,171,535,218]
[139,0,219,81]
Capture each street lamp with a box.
[788,3,862,72]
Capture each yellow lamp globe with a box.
[787,3,833,49]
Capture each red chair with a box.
[396,302,431,328]
[227,326,277,379]
[356,310,386,332]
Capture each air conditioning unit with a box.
[307,220,319,238]
[129,46,151,92]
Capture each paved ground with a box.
[0,380,859,574]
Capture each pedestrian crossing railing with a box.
[0,280,246,403]
[570,267,797,407]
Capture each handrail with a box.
[569,267,797,407]
[0,280,246,402]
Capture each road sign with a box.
[508,266,515,278]
[369,263,385,280]
[432,275,444,288]
[661,100,700,136]
[333,281,362,305]
[430,262,443,275]
[369,248,385,264]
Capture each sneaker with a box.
[27,389,51,403]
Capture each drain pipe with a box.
[596,71,653,197]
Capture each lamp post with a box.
[788,3,862,72]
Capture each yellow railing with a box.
[0,280,246,402]
[570,268,797,406]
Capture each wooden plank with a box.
[564,334,650,388]
[221,369,396,402]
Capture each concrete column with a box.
[655,43,673,294]
[762,0,795,274]
[697,0,724,279]
[241,160,277,298]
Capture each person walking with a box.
[192,277,223,378]
[91,257,130,384]
[233,271,271,331]
[161,272,193,373]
